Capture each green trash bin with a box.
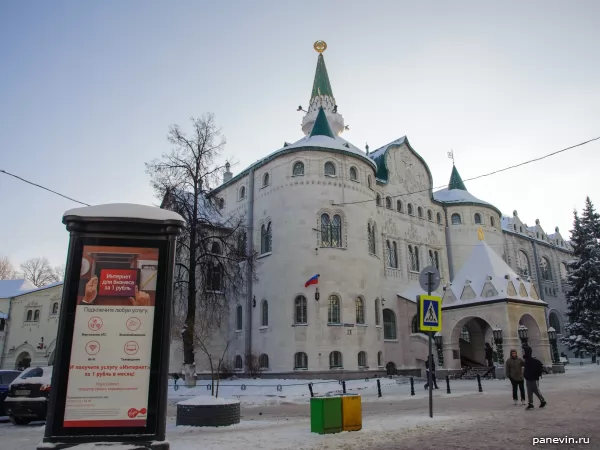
[310,396,343,434]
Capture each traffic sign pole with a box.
[427,271,433,419]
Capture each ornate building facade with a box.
[169,42,573,376]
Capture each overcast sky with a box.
[1,1,599,269]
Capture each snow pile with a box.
[10,366,53,386]
[178,397,240,406]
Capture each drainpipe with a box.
[531,240,545,302]
[0,295,15,369]
[443,205,455,282]
[245,168,255,362]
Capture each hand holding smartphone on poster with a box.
[81,275,151,306]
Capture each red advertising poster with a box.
[63,245,159,428]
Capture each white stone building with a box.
[165,43,573,377]
[0,281,62,370]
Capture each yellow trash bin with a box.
[341,394,362,432]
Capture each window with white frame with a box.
[261,222,272,254]
[349,167,358,181]
[295,352,308,369]
[490,216,495,227]
[385,197,392,209]
[451,213,461,225]
[355,297,365,324]
[408,245,420,272]
[517,250,530,277]
[397,200,403,213]
[235,355,243,370]
[367,222,377,255]
[376,194,382,207]
[375,298,381,326]
[417,207,423,218]
[329,351,342,369]
[321,213,342,247]
[324,161,336,176]
[263,173,270,187]
[51,302,59,315]
[383,309,397,340]
[239,186,246,200]
[206,262,223,291]
[427,210,433,221]
[328,294,341,324]
[386,240,398,268]
[261,300,268,327]
[259,354,269,369]
[437,212,442,224]
[294,295,307,324]
[540,257,552,281]
[429,250,440,270]
[358,351,367,368]
[474,213,482,224]
[293,161,305,176]
[377,351,383,367]
[407,204,413,215]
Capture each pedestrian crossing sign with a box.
[417,295,442,332]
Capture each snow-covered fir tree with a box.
[562,197,600,361]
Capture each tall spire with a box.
[448,165,467,191]
[301,41,345,136]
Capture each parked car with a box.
[0,370,22,416]
[4,366,52,425]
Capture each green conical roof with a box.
[310,107,335,139]
[448,165,467,191]
[310,54,334,100]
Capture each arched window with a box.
[294,295,307,324]
[408,245,419,272]
[52,302,59,315]
[367,175,372,188]
[411,315,419,333]
[236,305,243,331]
[237,232,247,257]
[540,257,552,281]
[207,262,223,291]
[517,250,530,277]
[355,297,365,324]
[374,298,381,326]
[324,162,336,176]
[218,198,225,210]
[385,196,392,209]
[295,352,308,369]
[234,355,243,370]
[460,326,471,343]
[427,210,432,221]
[33,310,40,321]
[261,222,272,254]
[328,294,341,324]
[437,212,442,224]
[358,351,367,368]
[376,194,382,206]
[451,213,461,225]
[386,240,398,268]
[349,167,358,181]
[211,241,221,254]
[434,251,439,270]
[259,354,269,369]
[321,213,342,247]
[560,262,568,281]
[239,186,246,200]
[397,200,403,213]
[474,213,482,224]
[549,313,561,334]
[520,226,524,233]
[407,204,413,215]
[377,351,383,367]
[383,309,397,340]
[429,250,435,267]
[490,216,495,227]
[26,310,32,321]
[329,351,343,369]
[263,173,270,187]
[261,300,268,327]
[367,222,376,254]
[293,161,305,176]
[417,207,423,218]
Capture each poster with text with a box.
[63,245,160,428]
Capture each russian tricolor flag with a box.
[305,274,320,288]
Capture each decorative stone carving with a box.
[405,224,419,242]
[384,217,397,236]
[427,229,438,245]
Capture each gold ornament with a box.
[477,227,485,241]
[314,40,327,53]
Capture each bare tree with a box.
[20,257,62,287]
[0,256,17,280]
[146,114,257,388]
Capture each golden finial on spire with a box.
[314,40,327,53]
[477,227,485,241]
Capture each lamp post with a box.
[518,324,529,349]
[492,327,504,365]
[548,327,560,364]
[434,332,444,367]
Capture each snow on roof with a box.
[0,279,36,298]
[397,283,443,303]
[0,312,7,319]
[14,281,63,298]
[369,136,407,160]
[64,204,185,224]
[10,366,53,386]
[433,188,494,207]
[282,134,376,168]
[443,241,545,308]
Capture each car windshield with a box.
[20,367,44,379]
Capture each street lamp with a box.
[434,332,444,367]
[492,327,504,365]
[548,327,560,364]
[518,324,529,349]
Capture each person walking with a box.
[505,349,525,405]
[485,343,494,367]
[424,355,439,389]
[523,346,547,410]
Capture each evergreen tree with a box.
[561,197,600,362]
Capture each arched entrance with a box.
[386,361,397,375]
[518,313,542,348]
[451,316,493,367]
[15,351,31,371]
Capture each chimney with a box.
[223,162,232,183]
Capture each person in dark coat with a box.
[424,354,439,389]
[505,349,525,405]
[523,346,547,410]
[485,343,494,367]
